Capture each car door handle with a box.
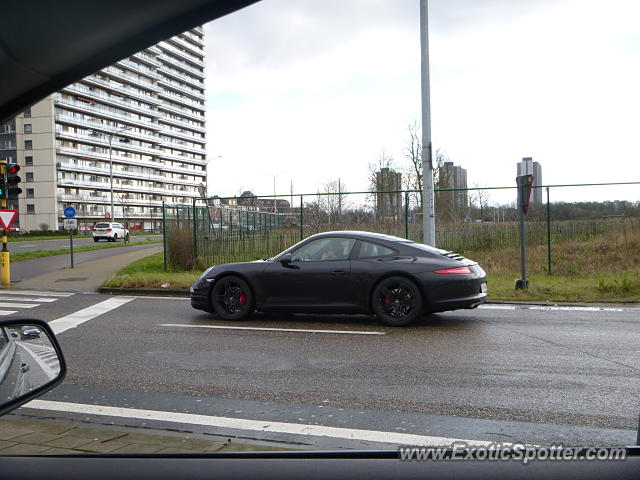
[331,270,347,276]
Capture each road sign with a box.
[64,206,76,218]
[63,219,78,230]
[0,209,18,231]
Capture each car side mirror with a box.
[279,253,293,266]
[0,319,66,417]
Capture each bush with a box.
[167,226,195,271]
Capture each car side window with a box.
[356,241,395,259]
[291,238,356,262]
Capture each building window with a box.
[24,140,33,150]
[23,107,31,118]
[26,188,34,198]
[26,204,35,214]
[24,124,32,134]
[26,172,34,182]
[25,156,33,166]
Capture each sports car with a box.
[191,231,487,326]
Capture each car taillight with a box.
[91,228,96,231]
[434,266,471,274]
[106,228,112,231]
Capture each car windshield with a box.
[1,0,639,460]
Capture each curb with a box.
[98,287,189,297]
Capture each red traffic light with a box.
[7,165,20,175]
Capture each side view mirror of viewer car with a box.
[0,319,66,417]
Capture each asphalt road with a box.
[10,235,162,253]
[5,292,638,449]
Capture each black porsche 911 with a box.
[191,231,487,326]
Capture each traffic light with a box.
[5,164,21,198]
[516,174,534,215]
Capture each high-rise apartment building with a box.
[441,161,468,208]
[1,27,207,232]
[517,157,542,205]
[375,168,402,220]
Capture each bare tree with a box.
[368,149,395,193]
[471,182,490,221]
[319,179,348,226]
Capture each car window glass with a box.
[356,241,395,258]
[291,238,355,262]
[94,223,109,228]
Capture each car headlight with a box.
[198,266,216,280]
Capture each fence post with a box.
[192,197,197,261]
[546,186,552,275]
[404,191,409,239]
[299,195,304,241]
[162,201,167,271]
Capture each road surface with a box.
[2,291,636,449]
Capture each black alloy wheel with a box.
[372,276,423,326]
[211,275,254,320]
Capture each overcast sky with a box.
[204,0,640,204]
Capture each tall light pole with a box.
[420,0,436,246]
[262,171,284,214]
[107,126,132,221]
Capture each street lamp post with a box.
[107,126,132,221]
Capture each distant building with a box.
[375,168,402,220]
[517,157,542,205]
[238,190,290,212]
[441,162,468,208]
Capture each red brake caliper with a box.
[239,292,246,305]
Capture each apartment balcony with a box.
[158,42,204,67]
[156,101,205,122]
[159,127,206,144]
[83,76,162,105]
[158,53,205,79]
[56,130,159,156]
[157,115,205,134]
[158,137,206,155]
[156,148,206,164]
[158,89,205,111]
[131,50,161,68]
[158,65,205,90]
[167,35,205,56]
[61,85,161,118]
[58,177,196,197]
[180,30,205,47]
[117,58,159,79]
[57,160,204,186]
[55,114,160,143]
[59,194,166,208]
[56,145,206,177]
[157,76,205,100]
[101,65,160,92]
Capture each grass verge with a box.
[11,240,161,262]
[103,252,200,290]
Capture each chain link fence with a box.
[162,182,640,277]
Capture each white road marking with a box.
[49,297,134,335]
[0,310,17,316]
[0,290,75,297]
[159,323,385,336]
[23,400,495,447]
[17,244,37,248]
[132,296,190,300]
[0,296,58,303]
[480,304,628,312]
[0,302,38,308]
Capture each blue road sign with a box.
[64,206,76,218]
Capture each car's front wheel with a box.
[372,276,423,326]
[211,276,254,320]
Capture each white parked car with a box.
[92,222,129,242]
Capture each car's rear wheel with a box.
[372,276,422,326]
[211,276,254,320]
[113,233,118,242]
[93,238,99,242]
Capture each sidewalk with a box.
[9,245,161,293]
[0,415,296,454]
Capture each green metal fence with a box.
[162,182,640,275]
